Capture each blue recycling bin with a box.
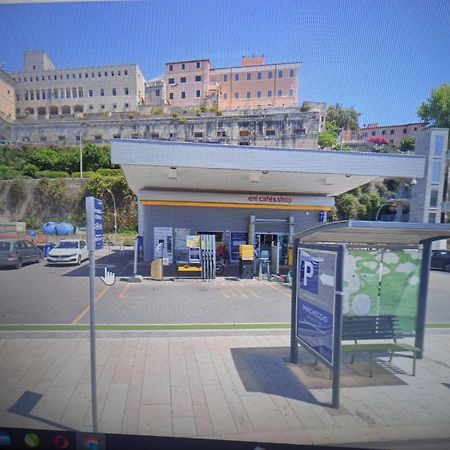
[43,243,53,257]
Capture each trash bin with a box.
[43,243,53,257]
[239,259,253,279]
[151,257,163,280]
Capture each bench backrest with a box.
[342,315,405,342]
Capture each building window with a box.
[66,74,70,79]
[112,104,117,109]
[196,90,201,97]
[58,136,65,142]
[92,72,95,77]
[266,129,276,136]
[403,128,407,134]
[169,64,173,71]
[430,190,439,208]
[89,105,94,110]
[124,70,128,75]
[24,91,28,101]
[66,88,71,98]
[168,78,175,84]
[155,89,160,96]
[195,75,201,81]
[112,88,117,96]
[124,103,129,108]
[223,93,227,100]
[169,93,174,100]
[33,64,36,69]
[181,91,186,99]
[42,90,46,100]
[194,131,203,138]
[100,104,105,109]
[79,73,82,78]
[29,91,34,100]
[289,89,294,96]
[434,135,444,156]
[24,77,27,82]
[257,91,261,98]
[16,93,20,101]
[390,129,394,135]
[71,88,77,98]
[89,89,93,97]
[118,70,121,76]
[277,89,282,96]
[381,130,386,135]
[54,75,57,80]
[104,71,107,77]
[196,61,201,68]
[100,88,104,96]
[414,127,417,131]
[16,108,20,115]
[372,131,376,136]
[246,91,251,98]
[78,87,83,98]
[268,90,272,97]
[235,92,239,99]
[181,77,186,83]
[428,213,436,223]
[278,70,283,78]
[290,69,295,77]
[432,161,441,183]
[268,71,273,79]
[181,63,185,70]
[60,74,63,80]
[257,72,262,80]
[235,73,239,81]
[247,72,251,80]
[111,71,114,76]
[85,73,88,78]
[224,74,228,82]
[40,137,47,142]
[98,72,101,77]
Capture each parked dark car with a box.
[0,239,42,269]
[430,250,450,272]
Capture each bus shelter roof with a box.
[295,220,450,246]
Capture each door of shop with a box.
[256,233,289,265]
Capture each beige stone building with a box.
[0,68,16,122]
[10,51,145,119]
[165,55,299,110]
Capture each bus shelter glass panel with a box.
[343,248,421,333]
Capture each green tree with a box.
[418,83,450,130]
[335,193,360,219]
[326,103,360,131]
[82,143,112,172]
[26,148,61,171]
[399,137,416,152]
[318,121,340,149]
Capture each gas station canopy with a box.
[295,220,450,245]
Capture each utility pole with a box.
[79,132,83,179]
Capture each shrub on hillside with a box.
[37,170,70,178]
[71,171,97,178]
[0,165,21,179]
[96,168,122,176]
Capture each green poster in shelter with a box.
[343,249,421,333]
[379,249,421,332]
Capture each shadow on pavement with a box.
[8,391,76,432]
[231,346,324,406]
[54,249,135,278]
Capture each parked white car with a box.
[47,239,89,265]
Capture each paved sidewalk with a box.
[1,331,450,448]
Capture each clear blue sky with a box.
[1,0,449,126]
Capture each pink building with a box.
[358,122,426,147]
[165,56,300,110]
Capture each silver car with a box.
[0,239,42,269]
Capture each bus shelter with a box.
[289,220,450,408]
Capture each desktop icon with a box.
[83,436,100,450]
[24,433,39,448]
[54,435,69,449]
[0,432,11,446]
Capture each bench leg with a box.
[370,352,373,377]
[389,350,394,362]
[350,352,355,364]
[412,352,416,376]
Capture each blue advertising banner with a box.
[296,248,337,365]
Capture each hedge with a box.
[36,170,70,178]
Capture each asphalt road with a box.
[0,249,449,325]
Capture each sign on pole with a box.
[86,197,103,251]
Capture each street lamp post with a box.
[79,134,83,179]
[106,188,117,234]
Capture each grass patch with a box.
[0,322,448,332]
[0,323,291,332]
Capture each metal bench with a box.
[341,315,421,376]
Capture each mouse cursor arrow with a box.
[100,267,116,286]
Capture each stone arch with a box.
[61,105,71,115]
[49,106,58,116]
[25,107,35,115]
[37,107,46,116]
[74,104,84,113]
